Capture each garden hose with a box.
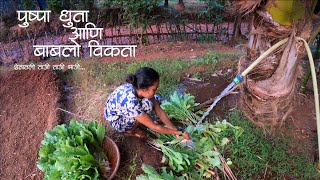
[240,38,289,77]
[232,38,289,84]
[296,37,320,166]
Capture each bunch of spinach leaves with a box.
[37,120,108,180]
[161,91,200,125]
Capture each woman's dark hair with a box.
[126,67,159,89]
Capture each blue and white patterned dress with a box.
[104,83,160,132]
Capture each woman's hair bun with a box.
[126,67,159,89]
[125,74,137,87]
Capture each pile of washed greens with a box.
[138,92,243,179]
[37,120,109,180]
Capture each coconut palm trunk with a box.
[233,0,320,132]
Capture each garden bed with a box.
[0,70,62,179]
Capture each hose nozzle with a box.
[233,75,243,85]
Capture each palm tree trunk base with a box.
[240,83,297,134]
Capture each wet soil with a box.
[183,73,240,118]
[114,136,163,179]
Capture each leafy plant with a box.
[146,92,244,178]
[46,0,94,13]
[147,120,243,178]
[161,91,200,124]
[101,0,160,44]
[192,72,203,80]
[159,142,194,173]
[198,0,225,25]
[46,0,69,13]
[136,164,177,180]
[37,120,108,180]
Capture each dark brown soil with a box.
[114,136,163,179]
[280,84,318,158]
[183,73,240,118]
[0,70,61,179]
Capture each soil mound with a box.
[0,70,62,179]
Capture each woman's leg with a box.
[126,121,140,132]
[125,121,149,138]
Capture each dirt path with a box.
[0,70,62,179]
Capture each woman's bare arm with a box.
[135,113,190,139]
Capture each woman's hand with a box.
[177,131,191,140]
[183,131,191,140]
[136,114,191,139]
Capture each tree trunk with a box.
[164,0,169,7]
[231,15,242,42]
[239,1,316,133]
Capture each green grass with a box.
[73,52,237,96]
[192,72,203,80]
[75,59,190,96]
[222,110,319,179]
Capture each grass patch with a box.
[222,110,319,179]
[74,59,191,96]
[73,52,238,96]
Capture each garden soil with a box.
[114,136,163,179]
[0,70,62,179]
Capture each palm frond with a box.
[226,0,263,16]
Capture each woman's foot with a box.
[124,129,149,139]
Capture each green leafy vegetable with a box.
[161,92,200,124]
[137,164,178,180]
[144,91,244,178]
[37,120,108,180]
